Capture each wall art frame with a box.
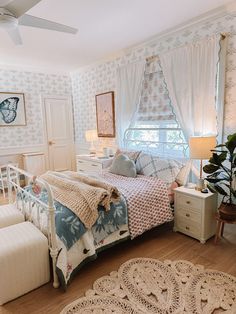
[95,91,115,137]
[0,92,26,126]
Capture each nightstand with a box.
[174,186,217,243]
[76,155,113,175]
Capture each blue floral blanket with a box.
[23,186,128,250]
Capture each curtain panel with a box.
[116,60,145,147]
[159,35,221,140]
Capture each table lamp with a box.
[85,129,97,155]
[189,136,216,190]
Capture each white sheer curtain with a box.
[116,60,145,147]
[159,35,221,140]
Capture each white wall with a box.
[71,8,236,154]
[0,68,71,165]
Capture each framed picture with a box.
[95,91,115,137]
[0,92,26,126]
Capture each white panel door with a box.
[44,96,75,171]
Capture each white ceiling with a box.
[0,0,234,72]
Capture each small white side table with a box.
[174,186,217,244]
[76,155,113,175]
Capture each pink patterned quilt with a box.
[100,171,173,239]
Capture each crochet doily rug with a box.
[61,258,236,314]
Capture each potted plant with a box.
[203,133,236,220]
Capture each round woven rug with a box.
[61,258,236,314]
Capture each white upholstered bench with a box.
[0,222,50,305]
[0,203,24,228]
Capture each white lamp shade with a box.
[85,130,97,142]
[189,136,216,160]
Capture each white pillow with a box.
[136,152,184,185]
[175,160,191,186]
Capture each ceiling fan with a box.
[0,0,78,45]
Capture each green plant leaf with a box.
[215,144,226,148]
[222,183,231,189]
[229,187,236,197]
[207,184,217,193]
[226,133,236,154]
[231,153,236,166]
[211,150,228,153]
[205,178,227,183]
[209,171,229,179]
[214,184,228,196]
[209,152,227,166]
[203,164,220,174]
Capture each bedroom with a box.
[0,0,236,313]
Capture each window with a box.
[124,59,187,157]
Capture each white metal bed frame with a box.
[7,165,60,288]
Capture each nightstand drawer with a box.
[175,217,201,236]
[76,159,102,173]
[175,207,201,223]
[176,194,201,211]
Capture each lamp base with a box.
[195,178,205,191]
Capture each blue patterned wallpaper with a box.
[0,70,71,149]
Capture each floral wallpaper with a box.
[0,69,71,149]
[71,11,236,151]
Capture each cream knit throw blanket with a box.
[40,171,120,228]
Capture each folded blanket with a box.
[40,171,120,228]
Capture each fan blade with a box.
[19,14,78,34]
[5,0,42,17]
[6,27,22,45]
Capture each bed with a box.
[7,152,189,289]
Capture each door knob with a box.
[48,140,55,145]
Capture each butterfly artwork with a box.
[0,93,26,126]
[0,97,19,124]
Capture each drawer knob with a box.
[78,169,84,172]
[186,201,191,204]
[186,213,190,217]
[92,164,98,167]
[186,226,190,230]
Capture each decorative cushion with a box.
[115,149,141,163]
[109,154,137,177]
[175,160,191,186]
[136,152,184,185]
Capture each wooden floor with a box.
[0,196,236,314]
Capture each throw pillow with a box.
[115,149,141,163]
[136,152,184,185]
[175,160,191,186]
[109,154,137,177]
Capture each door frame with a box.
[41,94,76,171]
